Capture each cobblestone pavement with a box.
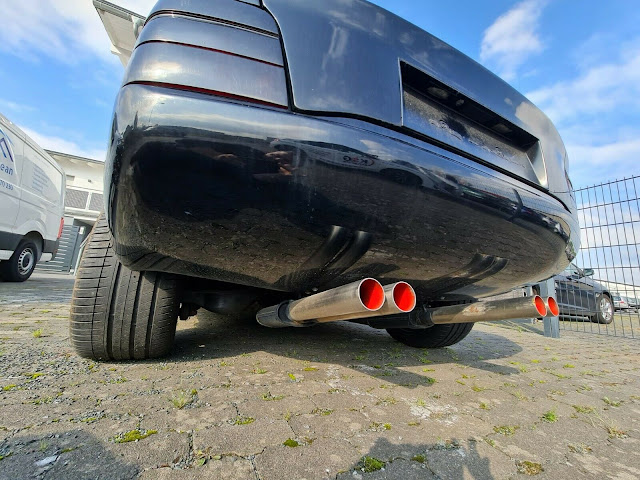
[1,273,639,479]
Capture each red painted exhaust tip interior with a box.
[547,297,560,316]
[534,296,547,316]
[393,282,416,312]
[359,279,385,310]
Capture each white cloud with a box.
[566,138,640,188]
[0,0,155,65]
[0,99,36,113]
[527,50,640,124]
[525,40,640,188]
[20,125,105,162]
[480,0,547,81]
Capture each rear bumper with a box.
[105,84,578,301]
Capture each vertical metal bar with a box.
[539,278,559,338]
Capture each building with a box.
[36,151,105,273]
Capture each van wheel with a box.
[0,240,38,282]
[386,323,474,348]
[70,215,181,360]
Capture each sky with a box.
[0,0,638,189]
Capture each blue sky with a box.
[0,0,638,189]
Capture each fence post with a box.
[538,279,559,338]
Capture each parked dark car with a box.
[70,0,578,360]
[553,264,613,324]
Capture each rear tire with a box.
[386,323,474,348]
[0,240,38,282]
[70,215,181,360]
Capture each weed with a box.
[32,329,43,338]
[375,397,397,406]
[408,421,421,427]
[311,408,333,416]
[531,359,540,363]
[303,367,318,371]
[572,405,595,414]
[422,367,435,372]
[416,398,427,407]
[283,438,299,447]
[541,410,558,422]
[493,425,519,436]
[112,429,157,443]
[232,416,255,425]
[287,373,297,382]
[511,390,528,401]
[253,368,267,374]
[261,392,284,401]
[358,456,385,473]
[169,389,196,409]
[516,460,543,475]
[568,443,592,454]
[424,377,436,385]
[563,363,575,369]
[479,402,490,410]
[411,454,425,463]
[603,397,621,407]
[471,385,486,392]
[39,440,48,452]
[2,385,17,391]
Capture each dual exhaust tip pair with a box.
[256,277,560,328]
[256,278,417,328]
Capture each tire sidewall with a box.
[595,294,614,324]
[2,240,38,282]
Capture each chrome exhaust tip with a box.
[544,296,559,317]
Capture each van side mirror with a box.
[583,268,594,277]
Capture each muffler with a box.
[256,278,385,328]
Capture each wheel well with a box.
[23,232,44,259]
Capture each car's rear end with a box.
[97,0,576,311]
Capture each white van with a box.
[0,113,65,281]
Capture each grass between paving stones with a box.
[232,416,255,425]
[169,389,197,409]
[494,425,519,436]
[112,429,158,444]
[358,456,385,473]
[516,460,543,475]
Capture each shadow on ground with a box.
[336,437,496,479]
[169,309,522,388]
[0,429,137,480]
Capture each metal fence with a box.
[559,176,640,338]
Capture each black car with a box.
[553,264,613,324]
[70,0,578,360]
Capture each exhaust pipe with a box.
[315,281,416,323]
[544,297,559,317]
[256,278,385,328]
[425,295,547,325]
[364,295,548,329]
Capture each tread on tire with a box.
[70,215,180,360]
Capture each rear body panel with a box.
[105,0,578,302]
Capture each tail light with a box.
[57,218,64,239]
